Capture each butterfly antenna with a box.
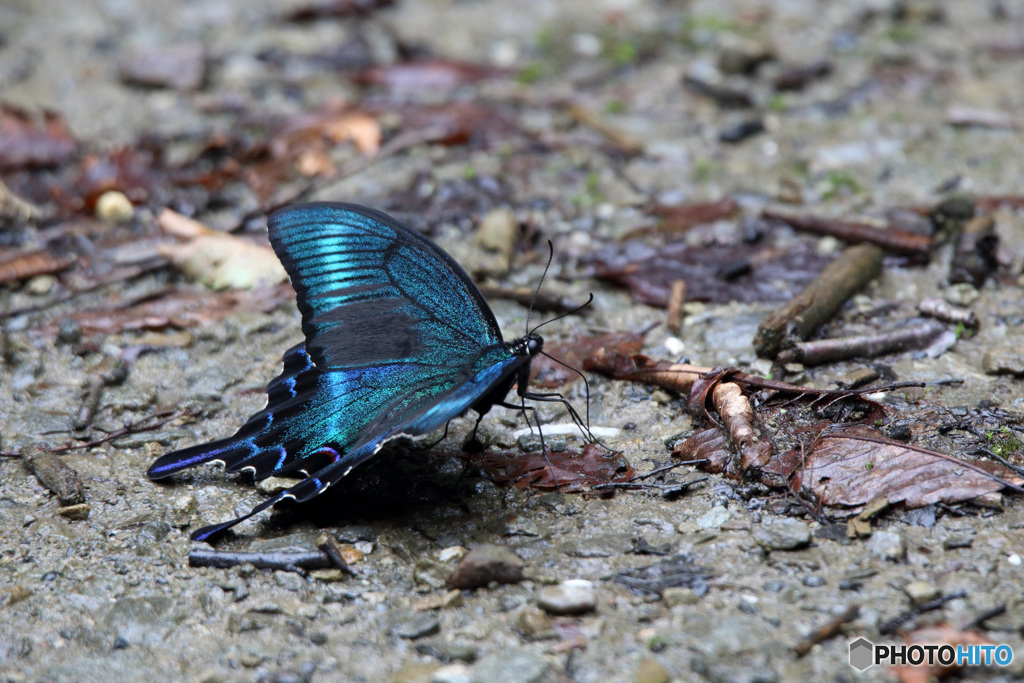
[529,293,594,336]
[525,240,555,334]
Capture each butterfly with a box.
[148,202,587,542]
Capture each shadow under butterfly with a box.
[148,202,594,543]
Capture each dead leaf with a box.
[118,43,206,91]
[591,239,831,305]
[532,329,650,388]
[0,248,76,284]
[792,425,1023,515]
[157,209,287,290]
[0,105,77,170]
[354,60,502,92]
[64,284,294,336]
[649,199,740,234]
[469,444,634,493]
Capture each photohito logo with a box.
[849,637,1014,671]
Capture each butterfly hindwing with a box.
[148,202,531,541]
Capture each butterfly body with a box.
[147,202,544,542]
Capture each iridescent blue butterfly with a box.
[148,202,585,542]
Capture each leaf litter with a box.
[587,349,1023,518]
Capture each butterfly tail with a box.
[147,437,251,480]
[147,343,316,482]
[189,440,378,544]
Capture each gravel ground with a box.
[2,1,1024,682]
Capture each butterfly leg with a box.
[496,400,562,491]
[419,421,451,450]
[519,390,595,444]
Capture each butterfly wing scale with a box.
[147,202,525,541]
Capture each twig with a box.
[189,548,332,574]
[949,215,998,288]
[972,447,1024,479]
[753,243,883,358]
[316,533,359,577]
[959,604,1006,631]
[47,409,186,454]
[878,590,968,635]
[918,298,979,329]
[794,604,860,657]
[565,102,643,155]
[667,279,686,334]
[23,444,86,505]
[762,208,932,257]
[776,320,948,366]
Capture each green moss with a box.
[516,62,544,84]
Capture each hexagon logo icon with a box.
[849,638,875,671]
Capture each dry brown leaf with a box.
[469,443,634,493]
[67,284,293,336]
[322,112,381,155]
[157,208,287,290]
[792,425,1022,515]
[0,248,76,284]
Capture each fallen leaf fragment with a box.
[65,284,293,336]
[0,105,76,169]
[469,443,634,493]
[0,248,76,284]
[157,209,287,290]
[532,328,650,388]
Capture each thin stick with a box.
[753,243,883,358]
[794,604,860,657]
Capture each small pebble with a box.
[695,507,731,530]
[943,282,980,307]
[537,579,596,615]
[904,581,939,605]
[415,558,452,591]
[391,612,441,640]
[25,275,56,296]
[447,544,524,589]
[516,607,555,640]
[982,347,1024,377]
[635,658,671,683]
[662,587,701,607]
[95,191,134,222]
[802,575,825,588]
[753,519,812,551]
[58,503,90,521]
[865,530,905,561]
[431,663,471,683]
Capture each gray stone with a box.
[695,507,732,530]
[663,587,701,607]
[392,611,441,640]
[865,530,905,561]
[105,596,174,645]
[415,558,453,591]
[468,648,549,683]
[447,544,524,589]
[904,581,939,605]
[983,347,1024,377]
[753,519,812,551]
[537,579,596,615]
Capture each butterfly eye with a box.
[527,335,543,356]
